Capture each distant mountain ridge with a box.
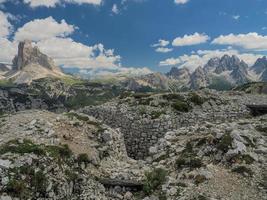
[124,54,267,91]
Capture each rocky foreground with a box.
[0,90,266,200]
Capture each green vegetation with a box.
[5,179,28,198]
[0,139,72,162]
[143,168,167,195]
[65,112,89,122]
[77,153,90,164]
[61,77,86,86]
[132,93,152,99]
[172,100,191,112]
[234,82,267,94]
[6,164,48,198]
[176,142,203,170]
[65,169,78,182]
[45,144,72,161]
[162,93,184,101]
[231,154,254,165]
[232,166,253,176]
[195,175,207,184]
[150,110,165,119]
[0,79,15,88]
[188,92,206,105]
[217,133,233,152]
[0,139,45,156]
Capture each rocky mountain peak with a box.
[190,66,208,89]
[12,40,59,71]
[166,67,190,79]
[251,56,267,74]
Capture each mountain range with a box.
[124,54,267,91]
[0,41,266,90]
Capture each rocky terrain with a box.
[0,88,266,200]
[0,40,266,199]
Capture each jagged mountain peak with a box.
[166,66,190,79]
[5,40,66,84]
[251,56,267,74]
[12,40,59,72]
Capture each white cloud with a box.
[155,47,173,53]
[14,17,75,41]
[23,0,102,8]
[0,11,13,38]
[152,39,170,47]
[24,0,59,8]
[159,49,263,71]
[172,33,210,46]
[112,4,119,14]
[65,0,102,5]
[0,38,17,63]
[0,16,121,70]
[212,32,267,51]
[174,0,189,5]
[232,15,240,20]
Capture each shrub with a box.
[176,142,202,170]
[232,166,253,176]
[65,169,78,182]
[150,110,165,119]
[176,156,202,170]
[77,153,90,164]
[46,144,72,160]
[172,100,191,112]
[162,93,184,101]
[189,92,205,105]
[143,168,167,195]
[65,112,89,122]
[132,93,152,99]
[32,171,48,195]
[5,179,29,198]
[0,139,45,156]
[217,133,233,152]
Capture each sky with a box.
[1,0,267,77]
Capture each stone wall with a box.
[81,93,260,160]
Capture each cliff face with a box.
[5,40,65,84]
[12,40,60,72]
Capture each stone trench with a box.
[81,96,254,160]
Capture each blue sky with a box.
[1,0,267,76]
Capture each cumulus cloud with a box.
[14,17,75,41]
[24,0,59,8]
[155,47,173,53]
[112,4,119,14]
[0,38,17,63]
[152,39,170,47]
[159,49,263,71]
[23,0,102,8]
[0,11,13,38]
[174,0,189,5]
[212,33,267,51]
[232,15,240,20]
[0,15,150,77]
[172,33,210,47]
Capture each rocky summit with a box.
[1,41,65,84]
